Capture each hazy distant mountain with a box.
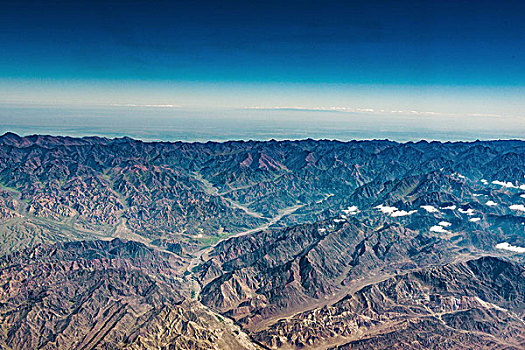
[0,133,524,349]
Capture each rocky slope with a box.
[197,218,462,328]
[255,257,525,349]
[0,239,262,350]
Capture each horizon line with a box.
[2,131,524,146]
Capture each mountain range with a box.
[0,132,524,349]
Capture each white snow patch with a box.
[375,204,417,217]
[342,206,359,215]
[375,204,398,214]
[492,180,517,188]
[439,221,452,227]
[458,208,475,216]
[473,194,482,197]
[319,228,326,233]
[421,205,439,213]
[509,204,525,212]
[469,217,481,222]
[441,205,456,210]
[486,200,498,206]
[334,218,345,223]
[520,194,525,199]
[495,242,525,253]
[430,225,449,233]
[520,184,525,190]
[391,210,418,217]
[481,179,488,184]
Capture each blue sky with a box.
[0,0,524,139]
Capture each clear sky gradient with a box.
[0,0,524,140]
